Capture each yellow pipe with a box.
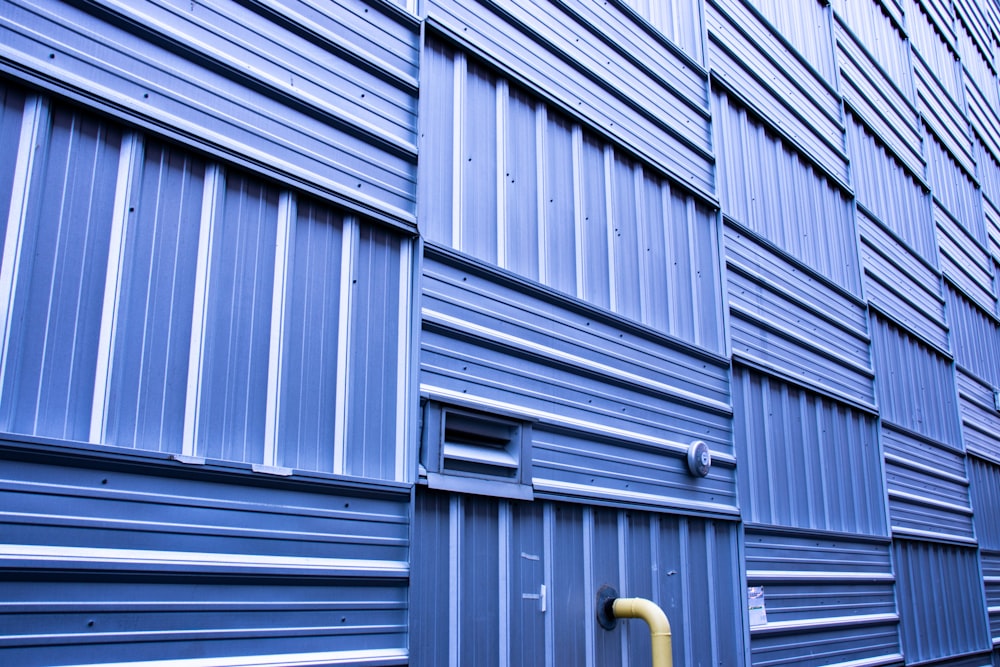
[611,597,673,667]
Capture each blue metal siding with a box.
[745,529,901,667]
[616,0,705,63]
[969,456,1000,550]
[105,140,204,453]
[714,91,860,293]
[946,282,1000,387]
[706,0,849,185]
[741,0,835,82]
[957,370,1000,463]
[0,442,410,666]
[421,250,736,515]
[937,203,996,313]
[927,130,987,248]
[0,101,120,441]
[893,539,991,663]
[870,312,963,445]
[420,37,723,349]
[411,489,744,667]
[882,425,975,542]
[833,0,913,100]
[733,366,887,535]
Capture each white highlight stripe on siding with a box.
[263,191,295,467]
[90,132,142,444]
[0,95,47,403]
[333,216,359,476]
[182,163,223,456]
[59,648,408,667]
[395,237,412,482]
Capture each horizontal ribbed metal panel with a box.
[915,0,958,53]
[714,92,860,292]
[0,441,410,667]
[733,366,887,535]
[918,68,976,183]
[838,20,925,179]
[982,551,1000,645]
[937,204,996,313]
[424,0,714,198]
[979,138,1000,215]
[946,282,1000,386]
[744,528,900,667]
[0,0,420,223]
[959,19,999,112]
[969,86,1000,178]
[725,224,874,406]
[615,0,704,63]
[0,89,409,481]
[412,489,744,666]
[957,371,1000,462]
[421,37,724,350]
[926,130,985,245]
[735,0,836,81]
[987,196,1000,262]
[421,250,736,515]
[848,113,936,261]
[969,456,1000,550]
[707,0,849,186]
[882,424,974,542]
[955,0,995,68]
[832,0,913,101]
[858,209,948,353]
[893,539,991,663]
[870,313,963,445]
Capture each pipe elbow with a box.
[611,597,672,638]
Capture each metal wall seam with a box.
[706,0,850,188]
[611,0,705,65]
[0,0,420,226]
[832,0,914,100]
[927,130,987,246]
[915,0,958,51]
[945,282,1000,387]
[424,0,715,200]
[953,0,995,73]
[936,204,996,313]
[957,371,1000,463]
[958,19,1000,111]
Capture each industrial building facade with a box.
[1,0,1000,665]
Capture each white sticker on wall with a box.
[747,586,767,627]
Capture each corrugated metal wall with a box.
[6,0,1000,665]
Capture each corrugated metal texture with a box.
[421,37,724,351]
[0,81,25,235]
[423,0,714,198]
[946,282,1000,386]
[744,528,901,667]
[983,553,1000,646]
[832,0,914,100]
[732,366,887,536]
[714,92,861,293]
[980,138,1000,220]
[0,0,420,224]
[893,539,991,663]
[837,17,925,179]
[858,209,949,353]
[882,424,975,543]
[914,0,958,52]
[955,0,994,64]
[969,84,1000,180]
[706,0,850,186]
[615,0,705,63]
[420,249,736,516]
[411,489,744,667]
[987,197,1000,262]
[848,113,936,262]
[0,99,120,442]
[738,0,836,82]
[958,16,1000,112]
[956,370,1000,463]
[969,456,1000,550]
[725,224,875,407]
[936,204,996,313]
[927,130,987,246]
[870,313,963,445]
[0,87,411,481]
[0,441,410,667]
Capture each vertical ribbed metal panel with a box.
[957,370,1000,463]
[870,313,963,445]
[0,101,120,441]
[420,251,736,515]
[424,0,714,197]
[847,114,936,261]
[707,0,850,186]
[957,16,1000,111]
[745,529,901,667]
[927,131,987,246]
[616,0,705,62]
[0,83,25,237]
[0,0,420,224]
[893,539,991,663]
[882,425,975,542]
[979,138,1000,214]
[714,92,860,292]
[936,203,996,313]
[969,456,1000,549]
[105,140,205,452]
[196,172,278,464]
[421,37,724,351]
[732,366,886,535]
[411,489,744,666]
[0,444,410,666]
[742,0,835,81]
[832,0,914,99]
[955,0,996,65]
[946,282,1000,386]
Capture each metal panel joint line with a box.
[597,585,674,667]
